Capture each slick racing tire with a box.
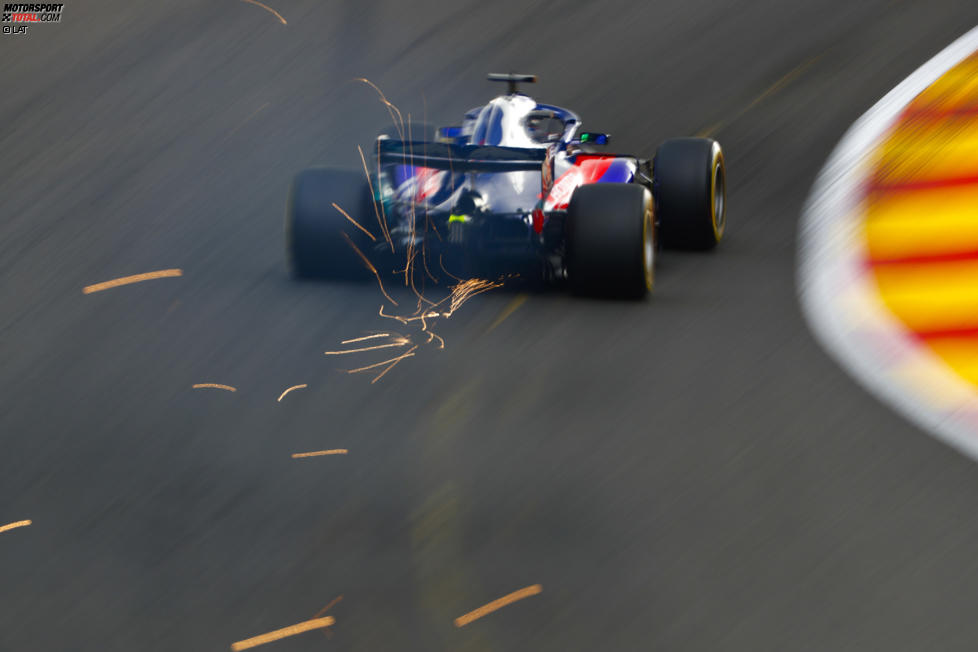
[653,138,726,250]
[566,183,655,299]
[285,167,376,279]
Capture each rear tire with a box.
[566,183,655,298]
[654,138,725,250]
[285,168,376,279]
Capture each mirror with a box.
[579,132,610,146]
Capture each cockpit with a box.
[522,111,567,144]
[469,95,569,148]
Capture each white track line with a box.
[798,25,978,460]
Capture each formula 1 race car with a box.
[286,73,726,298]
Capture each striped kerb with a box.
[865,51,978,386]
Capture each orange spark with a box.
[341,333,393,344]
[408,312,439,323]
[332,202,376,241]
[192,383,237,392]
[376,278,501,327]
[345,345,418,375]
[276,384,307,402]
[238,0,286,25]
[291,449,348,458]
[83,269,182,294]
[313,595,344,618]
[355,78,405,139]
[379,304,409,324]
[342,276,501,381]
[401,115,422,289]
[230,616,334,651]
[439,254,462,282]
[341,232,398,306]
[454,584,542,628]
[359,145,394,252]
[334,78,510,382]
[324,338,409,355]
[408,252,438,306]
[369,348,417,384]
[446,278,503,315]
[420,210,439,284]
[0,520,31,535]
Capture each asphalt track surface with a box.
[4,2,978,650]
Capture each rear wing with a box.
[488,72,537,94]
[377,139,546,173]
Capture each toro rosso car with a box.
[286,74,726,298]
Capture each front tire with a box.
[654,138,726,250]
[566,183,655,298]
[285,168,376,279]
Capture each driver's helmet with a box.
[523,112,563,144]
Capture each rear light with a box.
[532,208,545,234]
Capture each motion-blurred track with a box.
[3,1,978,650]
